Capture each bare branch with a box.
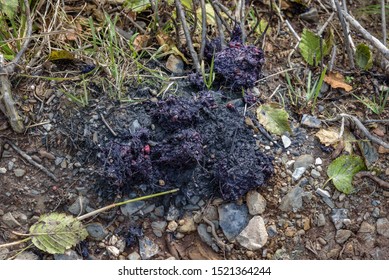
[381,0,387,46]
[199,0,207,61]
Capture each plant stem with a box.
[0,237,31,249]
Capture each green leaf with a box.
[327,155,366,194]
[256,103,291,136]
[29,213,88,254]
[299,28,333,66]
[355,44,373,70]
[0,0,19,19]
[125,0,150,13]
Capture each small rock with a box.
[142,204,156,214]
[279,186,304,212]
[0,167,6,174]
[0,248,9,260]
[315,157,323,165]
[331,208,349,230]
[60,160,67,169]
[359,221,375,234]
[86,223,108,240]
[107,246,120,257]
[310,169,321,178]
[294,154,315,170]
[218,203,250,241]
[299,7,319,22]
[166,54,184,74]
[166,205,179,221]
[302,216,310,231]
[292,167,306,181]
[316,213,326,227]
[285,227,297,237]
[203,206,218,221]
[281,135,292,148]
[236,216,268,250]
[14,251,40,260]
[128,251,141,260]
[7,161,14,170]
[246,190,266,215]
[197,223,214,247]
[335,229,352,244]
[166,220,178,232]
[151,221,167,237]
[301,114,322,128]
[43,123,53,131]
[177,215,196,233]
[14,168,26,177]
[372,207,380,218]
[55,157,63,166]
[38,150,56,160]
[120,201,145,217]
[154,205,165,217]
[139,236,159,260]
[68,196,89,216]
[267,225,277,237]
[2,212,22,228]
[377,218,389,237]
[54,250,82,260]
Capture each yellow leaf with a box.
[316,127,340,146]
[48,50,75,61]
[323,72,352,92]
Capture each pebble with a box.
[284,226,297,237]
[310,169,321,178]
[315,158,323,165]
[177,215,196,233]
[377,218,389,238]
[372,207,380,218]
[86,223,108,240]
[68,196,89,216]
[316,213,326,227]
[55,157,63,166]
[128,251,141,260]
[292,167,306,181]
[107,246,120,257]
[246,191,266,215]
[14,251,40,260]
[54,250,82,260]
[331,208,349,230]
[301,114,322,128]
[294,154,315,170]
[154,205,165,217]
[203,206,218,221]
[166,220,178,232]
[197,223,214,247]
[8,161,14,170]
[279,186,304,212]
[0,167,6,174]
[151,221,167,237]
[267,225,277,237]
[2,212,22,228]
[43,123,53,131]
[218,203,250,241]
[358,221,375,234]
[236,216,268,250]
[14,168,26,177]
[139,236,159,260]
[166,205,180,221]
[120,201,146,217]
[281,135,292,148]
[0,248,9,260]
[335,229,352,244]
[166,54,184,74]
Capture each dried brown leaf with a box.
[323,72,352,92]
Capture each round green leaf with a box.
[355,44,373,70]
[327,155,366,194]
[29,213,88,254]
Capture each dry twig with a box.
[354,171,389,190]
[199,0,207,61]
[381,0,387,46]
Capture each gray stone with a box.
[55,157,63,166]
[151,221,167,237]
[129,120,141,134]
[139,236,159,260]
[14,168,26,177]
[377,218,389,237]
[120,201,145,217]
[316,213,326,227]
[142,204,156,214]
[166,205,179,221]
[86,223,108,240]
[189,196,200,205]
[8,161,14,170]
[331,208,349,229]
[335,229,352,244]
[54,250,81,260]
[68,196,89,216]
[154,205,165,217]
[267,224,277,237]
[197,223,214,247]
[359,221,375,234]
[166,54,184,74]
[279,187,304,212]
[203,205,218,221]
[128,251,141,260]
[281,135,292,148]
[316,188,335,208]
[236,216,268,250]
[0,248,9,260]
[218,203,250,241]
[2,212,22,228]
[372,207,380,218]
[310,169,321,178]
[292,167,306,181]
[14,251,39,260]
[294,154,315,170]
[246,190,266,215]
[301,114,322,128]
[43,123,53,131]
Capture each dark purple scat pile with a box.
[99,93,273,201]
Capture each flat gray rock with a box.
[377,218,389,238]
[279,187,304,212]
[120,201,146,217]
[236,216,268,250]
[246,190,266,215]
[218,203,250,241]
[139,236,159,260]
[86,223,108,241]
